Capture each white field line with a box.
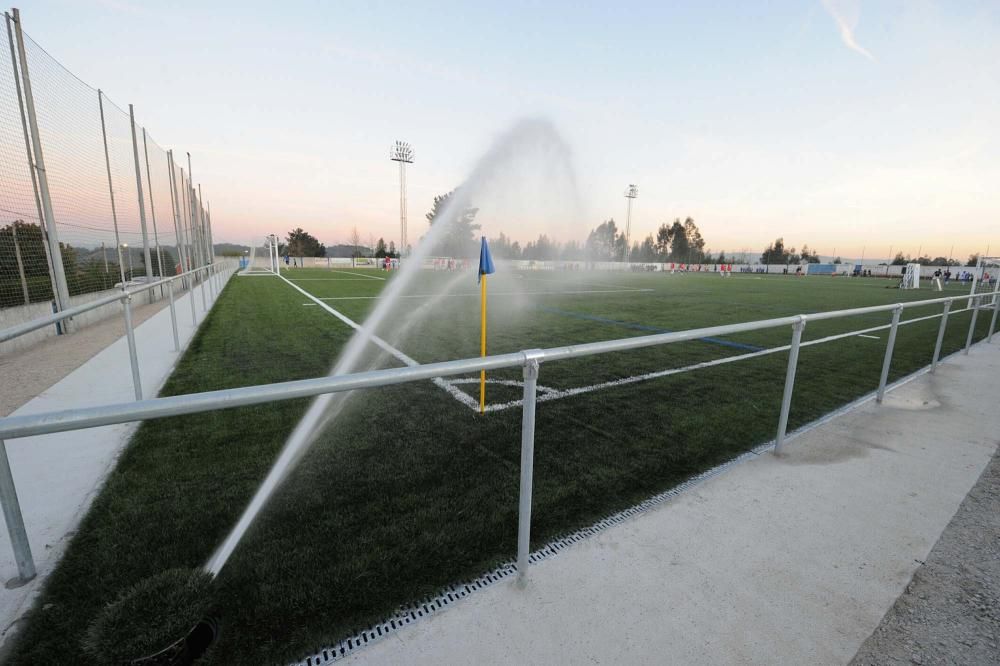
[331,269,386,281]
[451,307,957,412]
[283,273,958,414]
[316,288,655,301]
[857,334,880,339]
[286,278,385,282]
[279,274,478,410]
[514,273,642,291]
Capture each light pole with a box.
[390,141,414,258]
[623,184,638,263]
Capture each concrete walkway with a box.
[342,343,1000,665]
[0,272,232,647]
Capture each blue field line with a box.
[538,307,766,352]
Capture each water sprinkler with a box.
[390,140,414,258]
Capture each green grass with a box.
[8,268,996,664]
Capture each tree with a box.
[388,241,397,258]
[285,228,326,257]
[349,227,362,258]
[585,219,620,261]
[654,223,673,259]
[760,238,788,264]
[561,239,583,260]
[799,245,820,263]
[890,252,908,266]
[374,238,388,258]
[666,219,688,261]
[682,217,705,262]
[637,235,657,262]
[966,253,980,267]
[426,189,480,258]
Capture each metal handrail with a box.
[0,262,219,344]
[0,275,996,585]
[0,289,994,441]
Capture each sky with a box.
[14,0,1000,261]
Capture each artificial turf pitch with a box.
[8,268,994,664]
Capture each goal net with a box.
[900,263,920,289]
[242,236,280,274]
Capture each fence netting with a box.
[0,12,212,314]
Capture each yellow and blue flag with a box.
[478,236,495,283]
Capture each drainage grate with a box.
[289,447,764,666]
[290,359,946,666]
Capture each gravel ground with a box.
[851,448,1000,666]
[0,298,170,417]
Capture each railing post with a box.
[774,316,806,455]
[0,438,35,583]
[877,305,903,403]
[931,300,952,373]
[122,295,142,400]
[516,353,541,584]
[167,279,180,352]
[989,289,1000,344]
[964,294,980,355]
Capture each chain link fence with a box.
[0,9,212,324]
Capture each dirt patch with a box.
[850,448,1000,665]
[0,297,170,417]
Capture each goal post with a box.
[242,236,280,274]
[900,263,920,289]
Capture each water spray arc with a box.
[623,184,637,263]
[204,120,576,577]
[390,141,414,257]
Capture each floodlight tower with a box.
[623,184,638,263]
[390,141,414,257]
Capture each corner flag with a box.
[478,237,495,413]
[478,236,495,283]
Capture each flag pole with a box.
[479,274,487,413]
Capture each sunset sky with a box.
[16,0,1000,261]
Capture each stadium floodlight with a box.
[623,184,638,263]
[390,141,414,258]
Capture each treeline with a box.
[487,217,723,263]
[1,220,179,308]
[760,238,822,264]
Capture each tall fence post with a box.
[517,352,541,584]
[200,267,207,311]
[964,294,980,355]
[11,8,71,326]
[167,279,180,352]
[0,439,35,583]
[774,316,806,455]
[931,300,951,373]
[877,305,903,403]
[122,294,142,401]
[128,104,154,303]
[187,269,197,325]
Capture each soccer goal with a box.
[242,236,281,275]
[968,255,1000,307]
[899,263,921,289]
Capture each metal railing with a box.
[0,259,236,581]
[0,282,997,584]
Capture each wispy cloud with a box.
[822,0,876,61]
